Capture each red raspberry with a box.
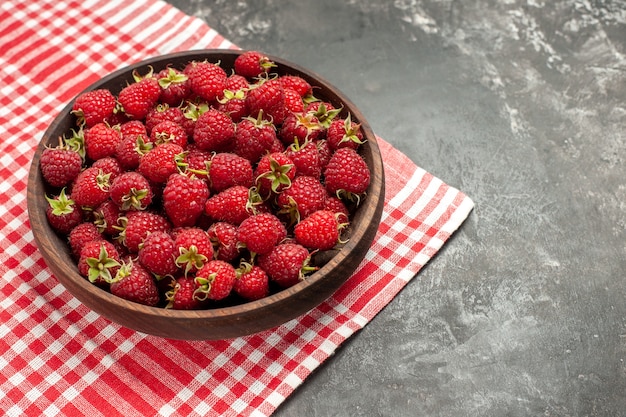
[68,222,102,258]
[118,71,161,120]
[279,75,312,97]
[207,222,240,262]
[294,209,341,251]
[254,152,296,195]
[246,78,286,124]
[324,147,371,200]
[157,67,191,106]
[236,213,287,255]
[93,200,121,236]
[115,134,152,171]
[150,120,188,148]
[257,242,316,288]
[71,166,111,209]
[234,50,276,78]
[45,189,84,235]
[204,185,260,226]
[279,112,323,145]
[40,147,83,188]
[193,109,235,152]
[110,260,160,306]
[77,239,121,285]
[283,88,305,113]
[173,227,214,275]
[162,172,210,228]
[233,116,279,163]
[138,230,179,276]
[233,262,269,300]
[84,122,122,161]
[120,120,148,138]
[185,60,228,103]
[91,156,122,181]
[194,260,237,301]
[138,142,184,184]
[145,104,185,134]
[326,114,364,151]
[165,275,206,310]
[71,89,116,128]
[117,211,171,253]
[324,195,350,225]
[284,139,322,179]
[208,152,254,193]
[277,175,327,223]
[109,171,153,211]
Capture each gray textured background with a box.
[165,1,626,415]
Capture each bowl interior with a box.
[27,49,385,340]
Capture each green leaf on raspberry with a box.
[86,244,121,284]
[45,188,75,216]
[176,245,208,277]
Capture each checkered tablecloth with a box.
[0,1,474,416]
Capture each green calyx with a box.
[120,187,150,211]
[306,100,342,128]
[339,113,365,146]
[158,67,189,89]
[256,156,294,193]
[45,188,75,216]
[175,245,208,277]
[193,273,216,301]
[86,244,120,284]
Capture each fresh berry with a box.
[45,188,84,234]
[91,156,122,180]
[68,222,102,258]
[71,89,116,128]
[150,120,188,148]
[246,78,286,124]
[185,60,228,103]
[293,209,342,251]
[204,185,262,226]
[165,275,205,310]
[109,171,153,211]
[283,88,305,113]
[71,166,111,209]
[194,259,237,301]
[162,172,210,227]
[173,227,214,275]
[157,67,191,106]
[145,104,185,134]
[254,152,295,195]
[233,261,269,300]
[234,50,276,78]
[116,210,171,253]
[110,260,160,306]
[284,139,322,179]
[324,195,350,225]
[279,75,312,97]
[83,122,122,161]
[77,239,121,285]
[115,134,152,170]
[192,109,235,152]
[208,152,254,193]
[257,242,317,288]
[277,175,327,223]
[207,221,240,262]
[326,114,364,151]
[305,100,341,128]
[93,200,121,236]
[216,88,248,123]
[120,120,148,137]
[118,69,161,120]
[236,213,287,255]
[40,147,83,188]
[138,230,179,276]
[233,114,278,163]
[324,147,371,201]
[279,112,323,145]
[138,142,184,184]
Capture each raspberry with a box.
[236,213,287,255]
[40,147,83,188]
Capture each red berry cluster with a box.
[40,50,371,309]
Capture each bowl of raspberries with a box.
[27,49,385,340]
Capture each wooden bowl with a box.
[27,50,385,340]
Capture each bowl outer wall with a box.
[27,50,385,340]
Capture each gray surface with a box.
[165,1,626,415]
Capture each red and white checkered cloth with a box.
[0,1,474,416]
